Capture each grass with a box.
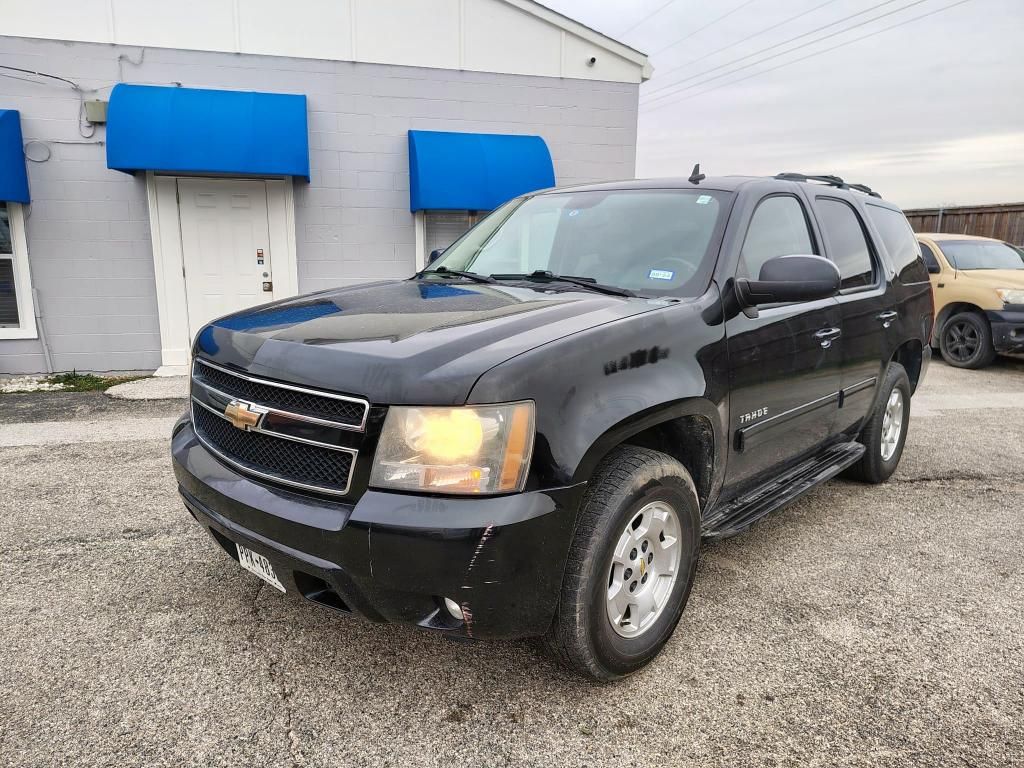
[0,371,149,394]
[49,371,150,392]
[48,371,139,392]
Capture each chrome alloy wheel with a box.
[880,388,904,462]
[606,500,682,638]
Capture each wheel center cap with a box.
[638,557,647,576]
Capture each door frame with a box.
[145,172,299,375]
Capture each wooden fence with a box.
[903,202,1024,245]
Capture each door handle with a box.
[877,310,898,328]
[814,327,841,348]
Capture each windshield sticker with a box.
[695,195,713,205]
[648,269,674,281]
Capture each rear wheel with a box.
[939,312,997,369]
[846,362,911,484]
[546,446,700,681]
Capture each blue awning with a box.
[408,130,554,212]
[0,110,30,203]
[106,84,309,179]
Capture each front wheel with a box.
[546,446,700,681]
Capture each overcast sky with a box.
[545,0,1023,208]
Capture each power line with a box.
[643,0,936,106]
[643,0,909,102]
[643,0,845,91]
[651,0,763,56]
[618,0,679,38]
[644,0,975,111]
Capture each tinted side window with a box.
[814,198,874,290]
[866,205,929,284]
[919,241,941,273]
[739,195,815,279]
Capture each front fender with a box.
[570,396,723,486]
[467,290,729,494]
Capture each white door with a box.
[177,178,276,337]
[425,212,478,256]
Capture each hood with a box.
[957,269,1024,288]
[195,279,672,405]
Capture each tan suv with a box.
[918,233,1024,368]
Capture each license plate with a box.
[236,544,285,593]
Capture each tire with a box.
[845,362,911,484]
[939,311,997,369]
[545,446,701,682]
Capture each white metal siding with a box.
[0,0,648,83]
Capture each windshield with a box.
[938,240,1024,270]
[425,189,731,297]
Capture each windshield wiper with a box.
[490,270,636,298]
[422,266,496,284]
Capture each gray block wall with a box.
[0,35,639,374]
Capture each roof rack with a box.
[774,172,881,198]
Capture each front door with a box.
[725,193,843,490]
[177,178,275,339]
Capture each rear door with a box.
[725,193,843,489]
[809,195,888,434]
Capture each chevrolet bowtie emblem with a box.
[224,400,262,431]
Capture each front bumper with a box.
[986,309,1024,353]
[172,420,584,640]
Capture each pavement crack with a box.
[252,584,304,766]
[894,472,996,485]
[250,582,265,616]
[268,657,305,767]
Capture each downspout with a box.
[22,205,55,373]
[31,286,54,374]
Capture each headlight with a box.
[369,402,535,494]
[996,288,1024,306]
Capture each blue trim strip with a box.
[0,110,30,203]
[408,130,555,212]
[106,84,310,180]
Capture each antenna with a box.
[688,163,706,185]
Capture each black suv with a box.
[172,173,934,681]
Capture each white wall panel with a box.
[0,0,647,83]
[112,0,235,53]
[464,0,560,78]
[239,0,353,61]
[0,0,111,44]
[354,0,460,70]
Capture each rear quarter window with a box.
[865,205,930,284]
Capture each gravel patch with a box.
[1,358,1021,767]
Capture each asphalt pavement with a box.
[1,357,1022,767]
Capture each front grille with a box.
[193,359,366,428]
[193,404,354,495]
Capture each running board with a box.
[701,441,866,540]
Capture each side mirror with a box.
[428,249,444,264]
[735,254,840,308]
[926,261,941,275]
